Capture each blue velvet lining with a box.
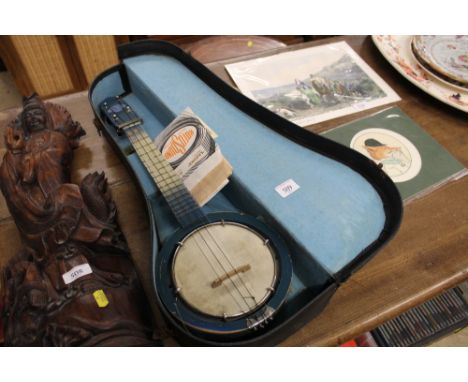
[122,54,386,276]
[90,71,125,107]
[90,54,386,281]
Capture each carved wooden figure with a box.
[0,94,155,346]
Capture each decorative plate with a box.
[412,35,468,85]
[410,44,468,92]
[372,35,468,113]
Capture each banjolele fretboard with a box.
[126,125,205,226]
[101,97,204,227]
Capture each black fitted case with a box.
[89,41,402,346]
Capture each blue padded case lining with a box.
[90,42,402,322]
[92,54,385,273]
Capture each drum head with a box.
[172,221,277,318]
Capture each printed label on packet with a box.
[275,179,300,198]
[62,263,92,285]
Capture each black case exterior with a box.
[89,40,403,346]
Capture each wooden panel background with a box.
[9,36,76,96]
[73,36,120,84]
[0,36,124,99]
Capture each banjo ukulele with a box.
[100,96,292,338]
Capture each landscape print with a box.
[253,54,386,120]
[226,42,400,125]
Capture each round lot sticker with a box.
[350,128,422,183]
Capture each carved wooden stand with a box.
[0,94,156,346]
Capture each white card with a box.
[275,179,300,198]
[62,263,92,285]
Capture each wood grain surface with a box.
[186,35,286,64]
[1,36,466,346]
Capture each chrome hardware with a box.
[246,305,275,329]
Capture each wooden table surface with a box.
[186,35,287,64]
[0,35,466,346]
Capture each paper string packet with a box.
[154,108,232,206]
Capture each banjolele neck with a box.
[100,96,292,340]
[125,124,204,226]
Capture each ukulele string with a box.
[190,231,249,312]
[157,116,259,307]
[196,227,257,310]
[128,126,255,311]
[199,225,257,305]
[128,126,252,310]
